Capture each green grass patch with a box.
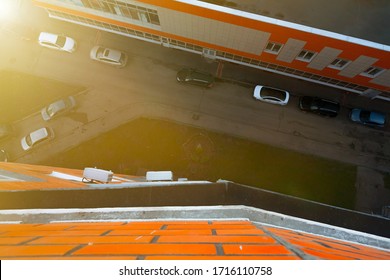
[45,118,357,209]
[0,70,85,123]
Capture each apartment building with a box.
[0,161,389,259]
[32,0,390,101]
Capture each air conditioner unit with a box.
[202,48,217,59]
[146,171,173,181]
[83,167,113,183]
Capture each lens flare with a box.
[0,0,17,21]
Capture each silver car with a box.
[38,32,77,53]
[90,46,128,67]
[21,127,54,151]
[41,96,76,121]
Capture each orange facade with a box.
[1,220,389,259]
[32,0,390,97]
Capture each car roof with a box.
[39,32,58,43]
[318,100,339,111]
[30,128,48,142]
[260,86,287,99]
[103,48,122,61]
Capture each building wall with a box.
[32,0,390,99]
[1,219,390,259]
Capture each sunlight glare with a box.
[0,0,17,21]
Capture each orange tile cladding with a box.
[29,235,154,245]
[300,248,356,260]
[1,230,108,237]
[107,229,213,236]
[145,255,301,260]
[265,226,390,260]
[157,235,276,244]
[73,243,217,256]
[166,224,257,230]
[69,224,163,230]
[0,221,389,259]
[0,245,76,257]
[216,229,266,235]
[2,256,138,260]
[223,244,294,255]
[0,237,36,245]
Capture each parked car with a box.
[0,124,12,141]
[90,46,128,67]
[21,127,54,151]
[349,109,386,128]
[253,85,289,105]
[38,32,77,53]
[0,149,8,162]
[299,96,340,117]
[41,96,76,121]
[176,68,215,87]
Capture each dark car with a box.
[176,68,214,87]
[299,96,340,117]
[349,108,386,128]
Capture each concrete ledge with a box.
[0,205,389,250]
[0,181,389,238]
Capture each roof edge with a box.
[0,205,389,250]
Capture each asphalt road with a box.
[1,1,390,213]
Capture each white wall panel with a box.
[308,47,342,70]
[276,38,306,63]
[159,8,270,55]
[339,55,378,78]
[371,70,390,87]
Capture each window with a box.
[361,66,384,78]
[81,0,111,12]
[328,58,350,69]
[296,50,316,62]
[264,42,283,54]
[82,1,161,26]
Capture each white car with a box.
[90,46,128,67]
[21,127,54,151]
[38,32,77,53]
[41,96,76,121]
[253,85,290,106]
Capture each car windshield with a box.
[45,107,55,117]
[25,135,33,147]
[360,111,371,122]
[119,53,126,63]
[56,35,66,47]
[264,97,282,102]
[261,88,286,100]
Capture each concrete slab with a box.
[355,167,390,213]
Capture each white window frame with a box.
[296,50,316,62]
[328,58,351,70]
[360,66,384,78]
[264,42,283,54]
